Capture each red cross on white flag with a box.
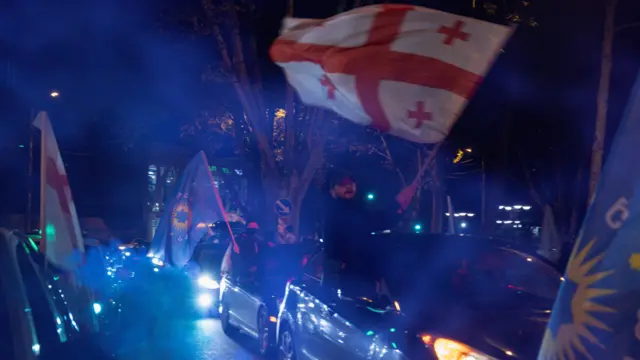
[33,111,85,271]
[270,4,512,143]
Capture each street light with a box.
[50,90,60,98]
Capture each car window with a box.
[380,241,561,305]
[15,244,66,354]
[194,245,225,272]
[471,248,562,300]
[302,249,324,281]
[0,254,16,360]
[260,244,305,278]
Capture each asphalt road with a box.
[194,318,263,360]
[110,317,262,360]
[109,266,262,359]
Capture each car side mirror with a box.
[379,295,392,309]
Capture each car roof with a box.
[370,232,510,248]
[360,232,560,270]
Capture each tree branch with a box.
[298,112,327,198]
[305,108,319,150]
[249,34,264,91]
[368,146,390,160]
[227,8,263,117]
[421,143,442,189]
[516,148,544,207]
[209,10,275,172]
[379,135,407,186]
[615,21,640,33]
[284,87,296,173]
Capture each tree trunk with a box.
[588,0,616,201]
[411,149,422,221]
[570,164,585,236]
[430,188,444,233]
[429,154,444,233]
[261,179,303,241]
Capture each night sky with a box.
[1,0,639,229]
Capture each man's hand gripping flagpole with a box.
[395,142,442,212]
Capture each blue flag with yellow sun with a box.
[539,75,640,359]
[150,151,226,268]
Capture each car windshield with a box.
[208,222,245,244]
[0,250,16,360]
[472,247,562,300]
[193,244,227,271]
[332,236,561,309]
[381,241,562,307]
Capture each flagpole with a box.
[481,157,486,231]
[39,114,47,257]
[26,108,35,232]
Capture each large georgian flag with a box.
[33,111,85,271]
[270,4,512,143]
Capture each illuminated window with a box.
[166,168,175,184]
[148,165,157,192]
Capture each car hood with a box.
[406,291,551,359]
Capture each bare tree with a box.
[179,107,238,156]
[158,0,364,234]
[589,0,640,200]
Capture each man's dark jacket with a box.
[230,230,261,278]
[323,197,400,266]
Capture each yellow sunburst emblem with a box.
[629,253,640,270]
[171,194,191,240]
[539,237,616,360]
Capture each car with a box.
[208,221,246,245]
[187,241,230,316]
[275,233,563,360]
[186,221,247,316]
[0,228,111,359]
[219,243,308,357]
[117,239,150,256]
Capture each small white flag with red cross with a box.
[33,111,85,271]
[270,4,512,143]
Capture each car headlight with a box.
[92,302,103,315]
[197,293,214,308]
[198,275,220,290]
[430,337,495,360]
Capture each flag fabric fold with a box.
[270,4,512,143]
[33,111,84,271]
[539,73,640,359]
[150,152,226,268]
